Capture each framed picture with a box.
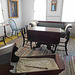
[8,0,19,18]
[51,0,57,11]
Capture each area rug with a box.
[12,35,67,57]
[14,37,75,75]
[72,56,75,72]
[13,37,75,75]
[15,42,53,57]
[0,33,21,46]
[1,35,74,75]
[70,37,75,42]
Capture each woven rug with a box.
[70,37,75,42]
[15,36,67,57]
[14,37,75,75]
[1,36,75,75]
[72,56,75,72]
[15,37,53,57]
[0,33,21,46]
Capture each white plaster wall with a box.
[46,17,60,21]
[0,0,75,36]
[0,0,22,36]
[21,0,62,23]
[46,0,63,21]
[21,0,34,25]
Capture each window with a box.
[0,0,4,24]
[62,0,75,22]
[34,0,46,21]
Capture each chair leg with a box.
[33,42,41,50]
[30,42,32,49]
[23,37,25,47]
[15,31,18,37]
[65,42,68,55]
[15,31,16,35]
[24,28,25,34]
[47,44,51,50]
[54,44,57,52]
[11,31,13,36]
[17,31,18,37]
[3,36,6,45]
[26,39,28,44]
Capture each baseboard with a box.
[70,33,75,37]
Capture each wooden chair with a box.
[9,19,21,37]
[0,35,6,45]
[57,24,72,55]
[21,26,28,47]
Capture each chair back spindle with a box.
[9,19,17,30]
[9,19,21,37]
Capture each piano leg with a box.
[50,44,57,53]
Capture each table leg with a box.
[4,26,11,39]
[30,42,32,49]
[23,36,25,47]
[4,26,7,37]
[51,44,57,53]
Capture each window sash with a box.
[62,0,75,22]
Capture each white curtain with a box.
[34,0,46,21]
[0,0,4,24]
[62,0,75,22]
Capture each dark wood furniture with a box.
[58,30,70,55]
[21,27,26,46]
[21,25,28,46]
[10,54,65,75]
[2,24,9,38]
[0,63,20,75]
[37,21,66,29]
[0,24,9,45]
[29,21,66,29]
[27,26,61,52]
[57,24,72,55]
[0,35,6,45]
[0,63,14,75]
[1,24,10,38]
[38,21,66,24]
[0,24,11,45]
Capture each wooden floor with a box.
[58,38,75,75]
[0,38,75,75]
